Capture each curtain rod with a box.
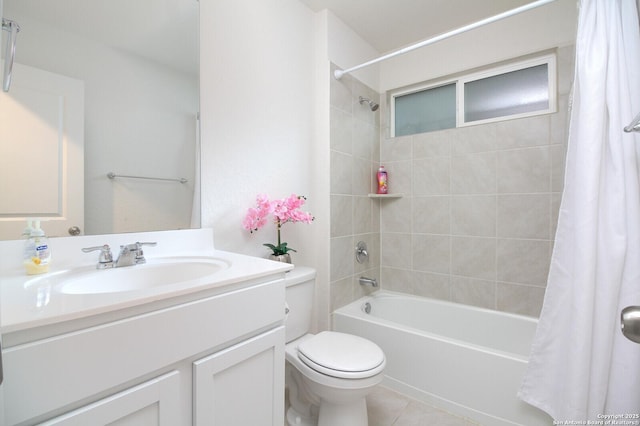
[333,0,558,80]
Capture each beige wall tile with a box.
[381,135,412,162]
[451,236,496,280]
[384,161,412,195]
[413,234,451,274]
[381,267,414,293]
[413,196,450,235]
[450,195,496,237]
[353,196,374,235]
[495,115,550,149]
[330,236,354,281]
[414,157,451,195]
[381,197,412,233]
[330,276,353,312]
[381,233,412,269]
[352,156,372,196]
[330,195,353,237]
[450,276,496,309]
[496,238,552,286]
[330,106,353,154]
[497,194,551,239]
[413,271,451,300]
[330,150,353,194]
[450,152,496,194]
[551,143,567,192]
[497,147,551,193]
[353,118,377,160]
[550,94,570,146]
[413,129,453,158]
[452,123,496,155]
[497,283,545,316]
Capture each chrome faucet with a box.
[115,242,157,267]
[359,276,378,287]
[82,242,156,269]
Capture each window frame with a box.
[390,79,458,137]
[390,53,557,137]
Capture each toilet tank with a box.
[284,266,316,343]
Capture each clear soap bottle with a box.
[22,220,34,239]
[23,220,51,275]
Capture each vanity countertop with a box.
[0,229,293,336]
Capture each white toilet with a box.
[284,266,386,426]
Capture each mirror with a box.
[0,0,199,239]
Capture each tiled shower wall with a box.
[379,46,575,317]
[329,45,574,317]
[329,63,382,312]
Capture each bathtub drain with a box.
[362,302,371,314]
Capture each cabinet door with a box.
[193,327,285,426]
[38,371,180,426]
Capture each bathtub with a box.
[332,291,552,426]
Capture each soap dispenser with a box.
[21,220,34,239]
[23,220,51,275]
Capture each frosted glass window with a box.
[394,83,456,136]
[464,64,549,122]
[390,54,555,137]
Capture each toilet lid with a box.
[297,331,385,379]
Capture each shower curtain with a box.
[518,0,640,421]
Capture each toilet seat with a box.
[297,331,385,379]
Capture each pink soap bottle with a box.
[376,166,388,194]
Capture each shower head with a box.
[359,96,379,112]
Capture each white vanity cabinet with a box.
[39,371,181,425]
[193,326,284,425]
[2,277,286,426]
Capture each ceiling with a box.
[4,0,198,75]
[299,0,538,53]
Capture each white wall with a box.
[199,2,380,331]
[200,0,319,267]
[379,0,577,92]
[325,11,380,91]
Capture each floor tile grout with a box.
[367,385,479,426]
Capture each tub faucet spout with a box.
[359,276,378,287]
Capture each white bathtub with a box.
[332,291,552,426]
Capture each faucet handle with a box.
[137,241,157,248]
[82,244,113,266]
[123,241,157,264]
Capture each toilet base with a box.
[286,406,316,426]
[286,397,368,426]
[317,397,368,426]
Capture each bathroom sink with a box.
[25,257,231,295]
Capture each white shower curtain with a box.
[519,0,640,421]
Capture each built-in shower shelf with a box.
[368,193,404,199]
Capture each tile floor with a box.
[366,385,479,426]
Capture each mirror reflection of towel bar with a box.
[107,172,188,184]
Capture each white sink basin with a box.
[25,257,231,295]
